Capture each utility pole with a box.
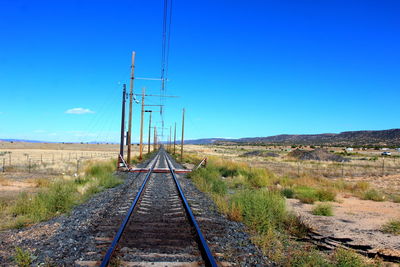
[154,127,157,151]
[119,84,126,165]
[173,122,176,155]
[169,126,172,152]
[181,108,185,162]
[139,87,145,160]
[127,51,136,164]
[147,111,152,154]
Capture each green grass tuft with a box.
[312,203,333,216]
[361,189,385,202]
[230,190,287,233]
[381,219,400,235]
[14,247,32,267]
[281,188,294,198]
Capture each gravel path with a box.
[0,151,271,266]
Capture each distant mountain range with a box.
[0,139,117,144]
[2,129,400,147]
[0,139,46,143]
[186,129,400,147]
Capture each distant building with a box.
[345,147,353,152]
[397,148,400,152]
[381,148,389,151]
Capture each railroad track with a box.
[97,149,217,267]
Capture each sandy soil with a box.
[287,196,400,261]
[339,174,400,195]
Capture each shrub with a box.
[332,248,366,267]
[244,168,272,188]
[189,166,226,195]
[316,189,336,202]
[211,179,227,195]
[381,219,400,235]
[12,181,77,223]
[312,203,333,216]
[362,189,385,202]
[218,166,239,177]
[230,190,287,233]
[14,247,32,267]
[294,186,318,204]
[288,248,331,267]
[281,188,294,198]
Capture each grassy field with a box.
[183,145,400,198]
[0,142,146,230]
[180,152,384,266]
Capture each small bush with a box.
[218,166,239,177]
[312,203,333,216]
[391,194,400,203]
[332,248,366,267]
[288,248,331,267]
[281,188,294,198]
[362,189,385,202]
[230,190,287,233]
[294,186,318,204]
[14,247,32,267]
[353,181,370,192]
[244,168,272,188]
[316,189,336,202]
[189,166,227,195]
[381,219,400,235]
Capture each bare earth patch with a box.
[287,195,400,262]
[339,174,400,195]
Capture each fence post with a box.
[52,154,55,164]
[41,154,43,165]
[9,153,11,165]
[341,161,344,177]
[297,162,300,177]
[76,159,80,174]
[28,159,31,173]
[2,158,5,172]
[382,157,385,176]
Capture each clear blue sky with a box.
[0,0,399,142]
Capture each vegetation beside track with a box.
[181,153,381,266]
[1,152,156,231]
[0,160,120,230]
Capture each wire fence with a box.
[0,151,118,176]
[248,157,400,178]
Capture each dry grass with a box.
[184,152,379,266]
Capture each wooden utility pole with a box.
[180,108,185,162]
[147,111,152,154]
[119,84,126,163]
[173,122,176,154]
[139,88,145,160]
[154,127,157,150]
[127,51,136,164]
[169,126,172,152]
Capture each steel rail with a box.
[164,152,218,267]
[100,154,160,267]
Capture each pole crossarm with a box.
[135,77,169,81]
[134,94,178,98]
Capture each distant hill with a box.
[187,129,400,147]
[184,138,231,145]
[0,139,46,143]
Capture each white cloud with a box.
[65,108,95,114]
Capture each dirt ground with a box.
[287,196,400,261]
[339,174,400,196]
